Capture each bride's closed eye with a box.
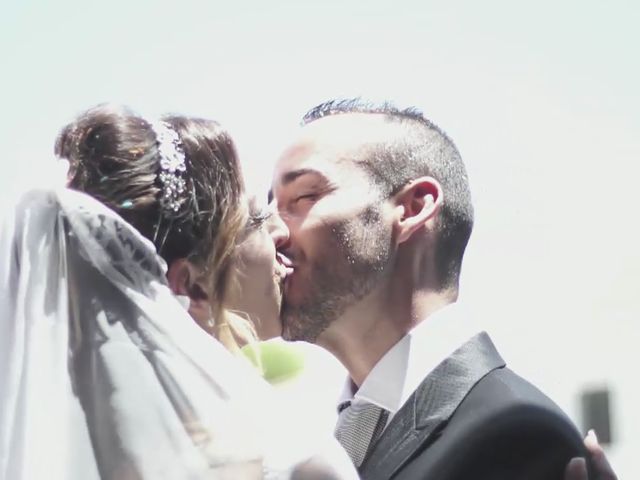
[248,207,273,229]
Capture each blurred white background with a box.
[2,0,638,476]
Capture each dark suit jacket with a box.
[359,333,591,480]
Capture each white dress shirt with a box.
[337,302,482,428]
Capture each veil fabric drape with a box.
[0,185,354,480]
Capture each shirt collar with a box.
[337,302,480,416]
[337,334,409,413]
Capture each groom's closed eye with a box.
[293,192,320,204]
[273,168,329,197]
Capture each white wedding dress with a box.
[0,182,355,480]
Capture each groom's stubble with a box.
[280,202,394,343]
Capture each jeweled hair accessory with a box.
[149,120,188,218]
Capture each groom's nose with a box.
[267,208,290,250]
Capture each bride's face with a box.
[224,197,290,340]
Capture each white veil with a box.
[0,184,355,480]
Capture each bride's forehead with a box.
[246,194,259,210]
[242,167,273,203]
[245,188,270,210]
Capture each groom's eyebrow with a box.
[281,168,319,185]
[268,168,325,203]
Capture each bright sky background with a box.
[2,0,639,476]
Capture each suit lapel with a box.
[359,332,505,480]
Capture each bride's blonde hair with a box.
[55,104,257,350]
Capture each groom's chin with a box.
[280,310,306,343]
[280,314,328,345]
[280,320,300,343]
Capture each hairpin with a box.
[148,120,188,218]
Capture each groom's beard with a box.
[280,204,393,343]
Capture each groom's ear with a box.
[167,258,211,324]
[392,176,443,245]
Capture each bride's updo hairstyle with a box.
[55,104,252,346]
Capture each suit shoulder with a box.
[404,368,589,480]
[447,367,584,448]
[465,367,568,414]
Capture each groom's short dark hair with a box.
[301,98,474,288]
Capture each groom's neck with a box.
[316,283,457,387]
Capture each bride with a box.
[0,104,356,479]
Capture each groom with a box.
[270,98,593,479]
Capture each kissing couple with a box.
[0,99,615,479]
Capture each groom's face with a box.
[271,115,395,343]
